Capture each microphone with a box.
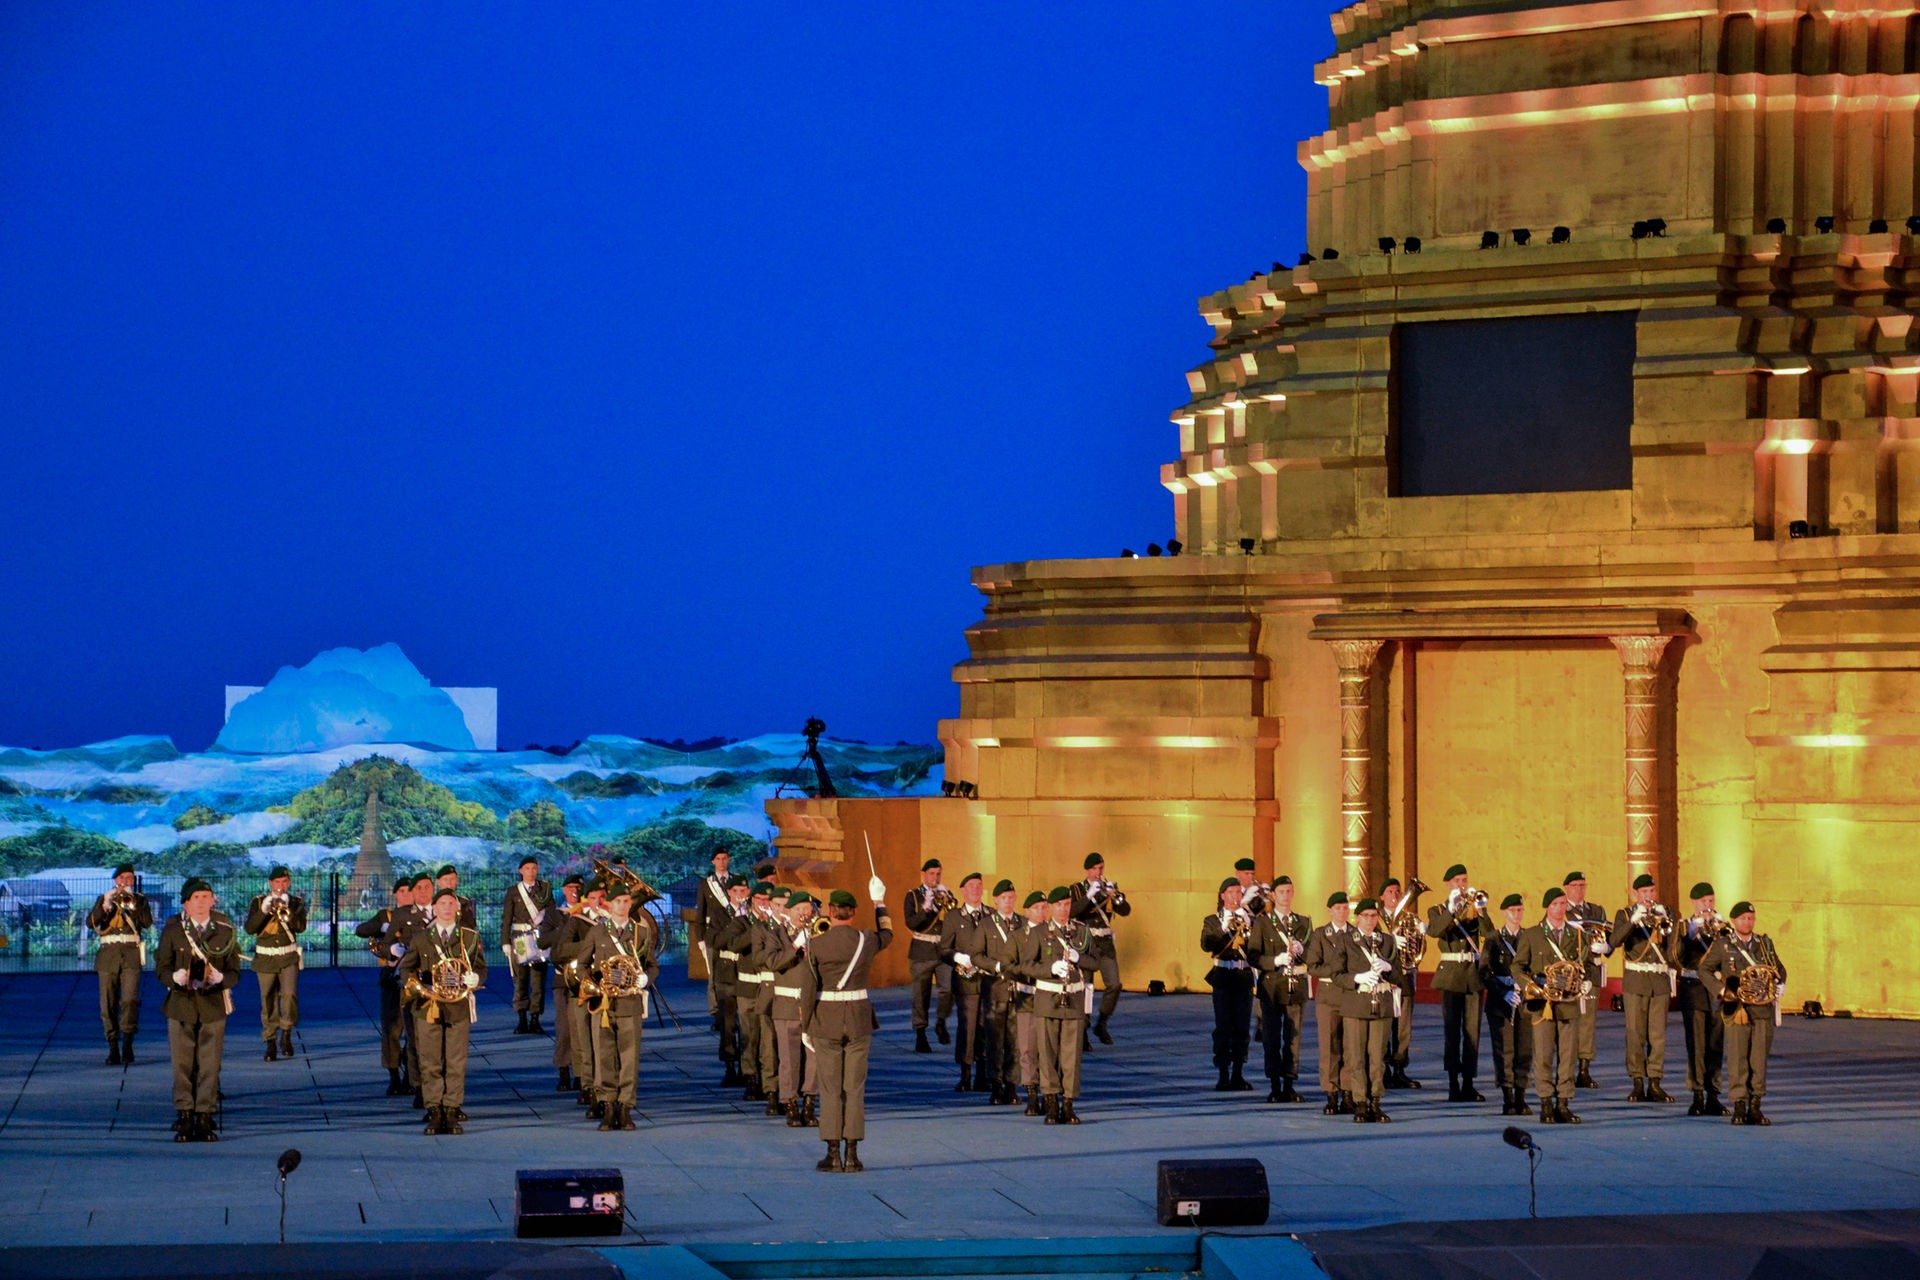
[277,1148,302,1177]
[1501,1126,1534,1152]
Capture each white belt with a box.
[1438,952,1474,962]
[255,944,300,957]
[816,990,869,1003]
[1213,959,1248,970]
[1627,961,1671,974]
[773,985,802,999]
[98,933,141,945]
[1090,928,1113,938]
[1035,980,1086,994]
[737,971,770,984]
[910,931,942,945]
[1680,969,1702,980]
[717,950,741,962]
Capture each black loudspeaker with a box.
[514,1167,625,1238]
[1155,1158,1269,1226]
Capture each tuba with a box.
[1522,959,1585,1005]
[592,858,661,907]
[1388,876,1431,968]
[404,955,473,1024]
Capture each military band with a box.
[89,861,153,1066]
[244,864,307,1061]
[1425,864,1488,1102]
[1483,893,1533,1115]
[1331,897,1402,1123]
[501,855,554,1035]
[157,878,240,1141]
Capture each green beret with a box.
[1083,852,1104,870]
[1500,893,1524,910]
[519,856,539,869]
[1327,891,1348,908]
[1274,875,1291,886]
[1690,882,1714,900]
[1444,864,1467,881]
[1047,885,1073,903]
[182,877,212,898]
[749,881,772,899]
[433,887,458,903]
[921,858,942,872]
[562,874,584,888]
[726,874,749,890]
[754,863,776,879]
[436,864,457,879]
[268,865,291,881]
[828,889,856,909]
[607,883,635,901]
[1730,900,1754,918]
[710,848,731,861]
[767,886,792,903]
[1562,871,1585,885]
[1354,897,1380,913]
[1023,891,1046,908]
[1233,858,1256,872]
[992,879,1015,897]
[960,872,983,887]
[114,861,136,877]
[412,873,434,888]
[1381,877,1401,891]
[1218,877,1238,894]
[1543,887,1566,907]
[787,891,814,908]
[1632,873,1655,890]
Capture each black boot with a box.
[1058,1096,1080,1125]
[817,1140,843,1172]
[1447,1073,1461,1101]
[120,1035,134,1065]
[806,1095,820,1127]
[577,1088,592,1108]
[1748,1099,1769,1126]
[842,1140,864,1172]
[618,1103,637,1131]
[264,1038,278,1062]
[935,1020,951,1045]
[197,1112,218,1142]
[1043,1094,1061,1125]
[172,1110,191,1140]
[1461,1077,1484,1102]
[1267,1082,1283,1103]
[516,1011,530,1035]
[1730,1099,1749,1126]
[412,1086,425,1110]
[914,1029,933,1054]
[744,1076,765,1102]
[1322,1092,1340,1116]
[106,1038,122,1067]
[1094,1017,1113,1046]
[527,1015,543,1036]
[1338,1090,1357,1115]
[1353,1098,1372,1124]
[765,1093,785,1117]
[787,1098,805,1127]
[587,1100,607,1122]
[387,1067,405,1096]
[1278,1079,1301,1103]
[1628,1077,1647,1102]
[1215,1067,1232,1092]
[1538,1098,1559,1124]
[453,1105,467,1123]
[721,1060,741,1086]
[556,1067,573,1093]
[1228,1063,1252,1092]
[1024,1088,1043,1117]
[1704,1090,1728,1116]
[1514,1089,1533,1117]
[444,1106,465,1135]
[1575,1061,1596,1089]
[279,1030,294,1058]
[1688,1090,1705,1116]
[1374,1098,1392,1124]
[1647,1080,1674,1103]
[974,1070,995,1094]
[1556,1097,1581,1125]
[956,1065,973,1093]
[598,1101,616,1131]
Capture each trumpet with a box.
[1455,886,1490,921]
[1225,909,1252,953]
[810,916,833,937]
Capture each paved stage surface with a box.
[0,967,1915,1250]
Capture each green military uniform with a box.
[973,883,1029,1107]
[244,873,307,1060]
[719,891,776,1100]
[397,907,488,1135]
[1673,884,1729,1115]
[87,867,152,1065]
[1018,890,1096,1123]
[1483,897,1535,1115]
[541,890,602,1105]
[1378,881,1421,1089]
[1246,896,1311,1103]
[1699,905,1787,1125]
[501,865,555,1032]
[1427,870,1491,1103]
[155,887,240,1142]
[1514,891,1585,1123]
[802,892,892,1172]
[1200,883,1257,1091]
[938,880,995,1092]
[586,909,660,1130]
[1609,876,1678,1101]
[769,901,819,1125]
[1068,856,1129,1044]
[1562,873,1609,1087]
[903,865,954,1050]
[1330,909,1402,1123]
[1304,895,1353,1113]
[694,856,735,1020]
[352,888,412,1093]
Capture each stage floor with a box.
[0,967,1915,1249]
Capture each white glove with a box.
[1448,889,1462,907]
[204,966,222,985]
[1289,940,1304,959]
[1355,973,1379,992]
[392,942,408,959]
[1630,904,1647,923]
[1581,980,1594,997]
[953,952,972,969]
[1589,940,1609,956]
[1417,921,1429,935]
[1506,988,1521,1008]
[1050,959,1070,979]
[1064,947,1080,965]
[868,876,886,903]
[463,971,480,989]
[635,973,649,990]
[801,1033,815,1054]
[172,968,191,986]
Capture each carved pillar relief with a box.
[1610,634,1673,892]
[1329,638,1386,900]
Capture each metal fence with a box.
[0,869,686,973]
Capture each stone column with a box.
[1609,635,1672,893]
[1329,639,1386,900]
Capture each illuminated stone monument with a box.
[772,1,1920,1017]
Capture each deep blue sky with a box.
[1,3,1325,751]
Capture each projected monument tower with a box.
[774,2,1920,1018]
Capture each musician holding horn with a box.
[156,878,239,1142]
[1514,886,1586,1124]
[1698,900,1786,1126]
[1484,893,1534,1116]
[89,860,153,1066]
[245,865,307,1062]
[1561,870,1610,1089]
[1426,864,1490,1104]
[352,877,415,1096]
[1378,877,1424,1090]
[1609,873,1677,1103]
[1201,878,1258,1092]
[585,880,660,1132]
[1070,853,1129,1046]
[398,886,486,1136]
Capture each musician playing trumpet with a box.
[903,859,955,1053]
[1674,882,1729,1116]
[398,887,486,1136]
[89,860,153,1066]
[585,881,660,1132]
[244,865,307,1062]
[1699,900,1786,1126]
[1609,873,1677,1103]
[1426,864,1490,1104]
[1514,887,1585,1124]
[1200,879,1257,1092]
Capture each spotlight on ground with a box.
[1870,219,1888,234]
[1480,230,1500,249]
[1815,215,1835,233]
[1239,537,1256,554]
[1378,237,1396,253]
[1403,236,1422,253]
[1802,1000,1824,1019]
[1766,217,1788,233]
[1512,228,1531,246]
[1551,226,1571,244]
[1166,540,1183,556]
[1146,543,1163,557]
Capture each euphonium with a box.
[591,858,661,908]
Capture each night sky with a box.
[0,3,1324,751]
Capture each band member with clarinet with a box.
[1675,881,1728,1116]
[245,865,307,1062]
[1611,873,1678,1103]
[501,855,553,1035]
[1202,878,1257,1091]
[904,859,954,1053]
[940,871,995,1094]
[89,861,152,1066]
[1426,864,1489,1103]
[544,877,609,1115]
[1331,897,1402,1123]
[974,879,1025,1106]
[1377,878,1422,1089]
[1247,875,1310,1103]
[1305,892,1353,1115]
[1484,893,1534,1116]
[1021,885,1098,1123]
[156,878,239,1142]
[535,874,585,1094]
[1516,886,1584,1124]
[1070,853,1129,1046]
[1699,900,1787,1126]
[399,887,486,1136]
[586,881,660,1132]
[802,873,890,1173]
[354,877,414,1095]
[1562,870,1609,1088]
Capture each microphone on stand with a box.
[276,1148,302,1243]
[1501,1126,1534,1152]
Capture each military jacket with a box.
[939,902,994,979]
[692,870,733,948]
[1200,910,1255,985]
[1565,897,1610,981]
[769,926,817,1021]
[500,878,554,946]
[88,888,153,964]
[1247,909,1312,1002]
[801,905,892,1039]
[1017,918,1097,1019]
[1330,928,1402,1019]
[1068,879,1130,957]
[1608,902,1678,995]
[1484,924,1526,1009]
[156,913,242,1021]
[1426,897,1491,995]
[245,893,309,973]
[1303,923,1352,1006]
[1672,913,1721,978]
[903,884,954,961]
[584,915,660,1019]
[1699,932,1788,1008]
[540,905,601,994]
[1512,920,1585,1017]
[398,923,488,1026]
[354,904,408,980]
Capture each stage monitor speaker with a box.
[1155,1158,1269,1227]
[514,1167,625,1238]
